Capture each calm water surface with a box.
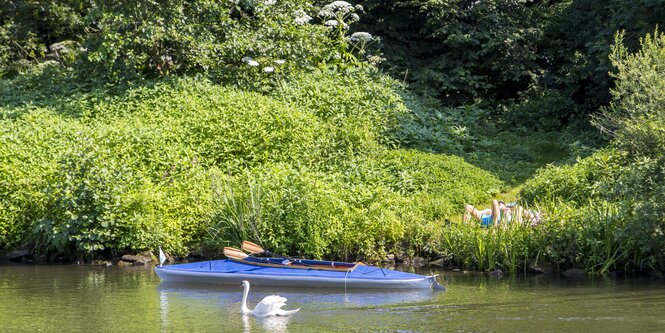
[1,264,665,332]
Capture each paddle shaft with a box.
[241,241,311,266]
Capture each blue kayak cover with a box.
[155,260,446,290]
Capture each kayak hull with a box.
[155,259,445,290]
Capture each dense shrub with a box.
[83,0,333,82]
[595,30,665,157]
[520,148,627,206]
[520,29,665,273]
[1,0,381,84]
[0,0,87,76]
[355,0,664,131]
[358,0,544,105]
[0,65,502,259]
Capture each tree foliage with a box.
[523,28,665,272]
[595,29,665,156]
[357,0,664,129]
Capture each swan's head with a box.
[241,280,250,288]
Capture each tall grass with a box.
[437,198,655,275]
[204,172,263,253]
[441,220,533,273]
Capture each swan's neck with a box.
[241,284,252,315]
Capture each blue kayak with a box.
[155,259,445,290]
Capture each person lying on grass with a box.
[463,200,541,227]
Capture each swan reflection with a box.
[259,315,291,333]
[242,314,252,333]
[241,313,292,333]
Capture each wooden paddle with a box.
[223,246,249,260]
[227,245,294,267]
[237,241,362,271]
[241,241,267,255]
[241,241,323,267]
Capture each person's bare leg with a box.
[464,204,485,223]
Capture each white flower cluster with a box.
[242,56,260,67]
[294,9,312,25]
[263,0,276,5]
[348,32,374,43]
[241,56,286,73]
[317,1,362,30]
[324,19,349,30]
[318,1,355,18]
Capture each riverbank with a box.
[4,242,663,280]
[3,9,664,280]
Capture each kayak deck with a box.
[230,256,361,271]
[155,259,445,290]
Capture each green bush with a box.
[0,64,502,259]
[595,30,665,157]
[356,0,664,123]
[520,148,627,206]
[1,0,381,85]
[519,29,665,273]
[0,1,87,76]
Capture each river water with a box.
[1,264,665,332]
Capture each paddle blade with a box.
[241,241,265,254]
[223,247,249,260]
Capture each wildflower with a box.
[274,59,286,65]
[349,32,374,43]
[263,67,275,73]
[247,60,259,67]
[354,4,363,11]
[349,13,360,23]
[324,19,339,27]
[294,10,312,25]
[263,0,276,5]
[318,1,354,18]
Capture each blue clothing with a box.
[481,213,493,227]
[480,212,510,227]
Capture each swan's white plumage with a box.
[240,281,300,317]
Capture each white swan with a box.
[240,280,300,317]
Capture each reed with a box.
[440,219,534,272]
[204,172,263,253]
[437,199,641,275]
